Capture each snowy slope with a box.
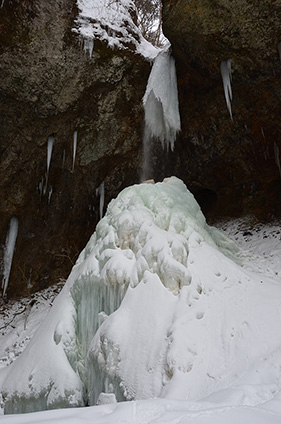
[0,178,281,422]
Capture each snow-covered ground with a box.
[0,180,281,422]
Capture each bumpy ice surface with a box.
[1,177,281,418]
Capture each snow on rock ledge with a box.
[74,0,159,59]
[1,177,281,413]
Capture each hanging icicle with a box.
[220,59,233,119]
[2,217,19,297]
[72,131,78,172]
[96,182,105,220]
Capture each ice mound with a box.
[1,177,281,414]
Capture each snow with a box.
[1,217,18,298]
[1,178,281,423]
[74,0,160,59]
[220,59,233,119]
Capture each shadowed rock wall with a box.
[159,0,281,218]
[0,0,150,297]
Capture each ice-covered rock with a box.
[1,177,281,414]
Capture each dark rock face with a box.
[161,0,281,219]
[1,0,281,298]
[0,0,150,297]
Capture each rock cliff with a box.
[161,0,281,218]
[1,0,281,298]
[0,0,150,297]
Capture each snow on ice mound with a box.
[1,177,281,414]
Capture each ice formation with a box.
[46,135,54,185]
[72,131,78,172]
[143,49,181,152]
[48,186,53,204]
[96,181,105,220]
[220,59,233,119]
[1,178,281,414]
[1,217,18,298]
[74,0,159,59]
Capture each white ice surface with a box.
[1,178,281,423]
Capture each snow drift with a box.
[1,177,281,414]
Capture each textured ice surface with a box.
[1,178,281,414]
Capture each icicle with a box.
[48,186,53,204]
[96,182,105,220]
[142,49,181,152]
[274,142,281,177]
[83,37,94,59]
[38,177,44,198]
[220,59,233,120]
[62,150,66,169]
[2,217,19,297]
[46,135,54,185]
[1,0,5,8]
[72,131,78,172]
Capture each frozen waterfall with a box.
[220,59,233,119]
[141,49,181,180]
[2,178,281,415]
[1,217,18,298]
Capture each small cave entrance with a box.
[193,188,218,215]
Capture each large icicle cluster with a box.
[143,50,181,152]
[1,178,281,414]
